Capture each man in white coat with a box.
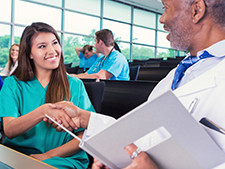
[47,0,225,168]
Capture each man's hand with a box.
[124,144,158,169]
[44,101,91,131]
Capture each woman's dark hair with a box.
[13,22,70,103]
[8,43,19,71]
[114,42,121,53]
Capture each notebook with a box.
[46,91,225,169]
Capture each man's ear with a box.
[191,0,207,24]
[99,39,104,46]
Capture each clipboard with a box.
[46,91,225,169]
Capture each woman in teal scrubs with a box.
[0,22,94,169]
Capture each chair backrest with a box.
[129,65,140,81]
[83,81,105,113]
[100,80,158,119]
[66,66,79,74]
[137,66,173,82]
[64,63,72,68]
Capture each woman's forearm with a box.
[3,105,46,139]
[44,132,83,158]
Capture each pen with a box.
[45,114,82,142]
[199,117,225,135]
[188,98,199,114]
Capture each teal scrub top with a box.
[79,52,98,69]
[0,75,95,169]
[87,51,130,80]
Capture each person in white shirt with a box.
[0,44,19,76]
[45,0,225,168]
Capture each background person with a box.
[0,43,19,76]
[75,44,100,71]
[72,29,130,80]
[0,22,95,169]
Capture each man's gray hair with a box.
[206,0,225,26]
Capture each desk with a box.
[0,144,56,169]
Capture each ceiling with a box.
[116,0,163,13]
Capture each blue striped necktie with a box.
[171,51,214,90]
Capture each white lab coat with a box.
[149,56,225,152]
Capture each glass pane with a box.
[134,8,156,28]
[0,24,11,69]
[65,11,100,35]
[132,45,155,60]
[103,20,130,42]
[65,0,100,16]
[133,26,155,45]
[157,48,176,58]
[0,0,11,22]
[157,14,164,31]
[63,34,95,65]
[157,31,170,48]
[104,0,131,23]
[29,0,62,7]
[178,51,186,57]
[15,0,61,30]
[14,26,25,44]
[115,42,130,60]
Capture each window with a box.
[103,20,130,42]
[157,14,164,31]
[0,0,186,69]
[104,0,131,23]
[134,8,156,29]
[0,24,10,69]
[0,0,11,22]
[29,0,62,7]
[14,26,25,44]
[115,42,130,60]
[65,0,100,16]
[65,11,100,35]
[157,48,177,58]
[157,31,170,48]
[133,26,155,46]
[15,0,61,30]
[132,44,155,60]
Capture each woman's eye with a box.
[53,41,58,45]
[39,45,46,48]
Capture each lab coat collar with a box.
[174,57,225,97]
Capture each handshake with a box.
[42,101,91,131]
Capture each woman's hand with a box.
[30,153,51,161]
[42,103,77,131]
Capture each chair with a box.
[82,81,105,168]
[129,65,140,81]
[100,80,158,119]
[64,63,72,68]
[0,122,4,143]
[66,66,79,74]
[83,81,105,113]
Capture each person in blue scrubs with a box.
[72,29,130,80]
[0,22,94,169]
[75,45,99,71]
